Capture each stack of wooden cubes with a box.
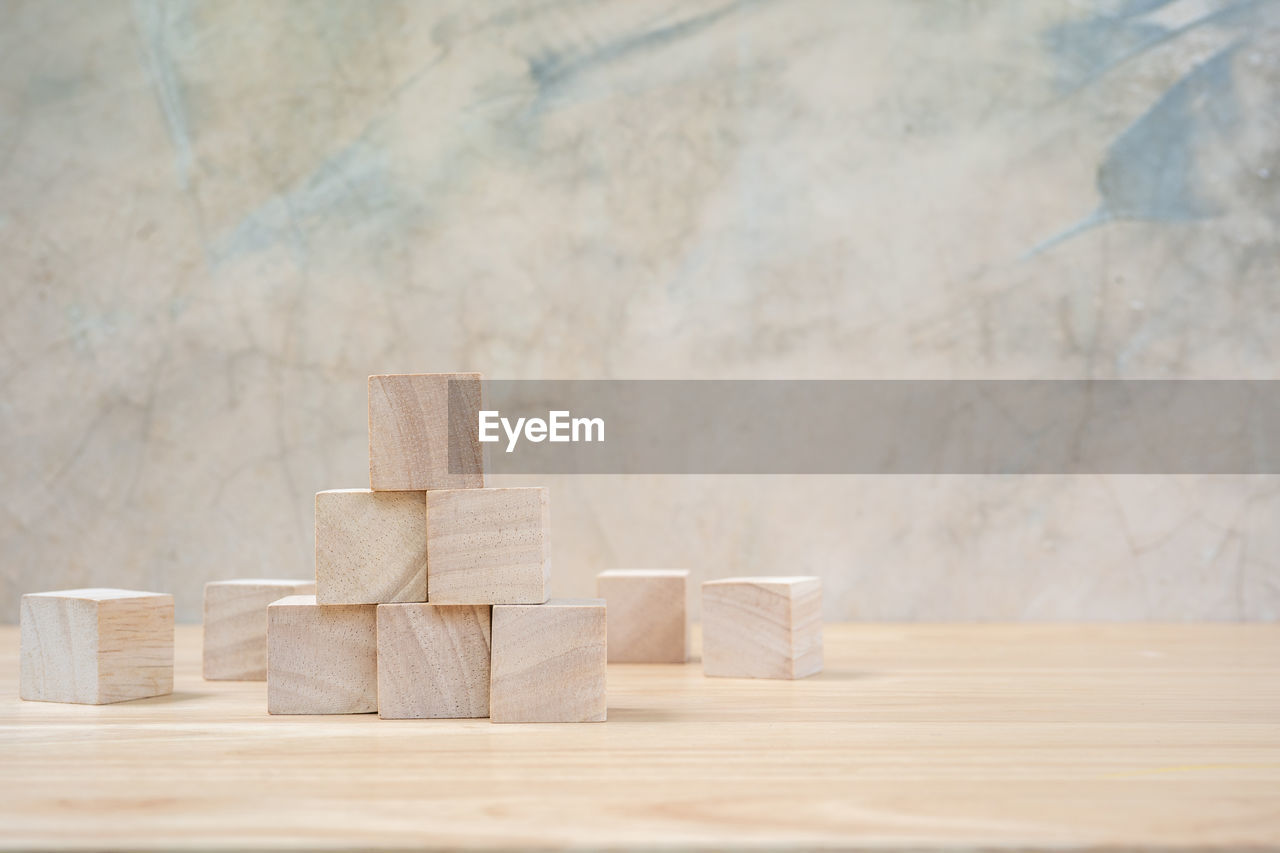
[266,372,607,722]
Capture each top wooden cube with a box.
[368,373,485,491]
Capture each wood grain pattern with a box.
[19,588,173,705]
[701,576,822,679]
[266,595,377,715]
[315,489,427,605]
[490,598,606,723]
[426,487,551,605]
[596,569,688,663]
[368,372,485,491]
[203,579,315,680]
[1,624,1278,850]
[376,603,491,719]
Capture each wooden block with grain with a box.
[596,569,688,663]
[267,595,377,714]
[202,578,316,680]
[315,489,427,604]
[368,372,485,491]
[20,588,174,704]
[701,576,823,679]
[426,487,550,605]
[490,598,606,723]
[376,604,491,719]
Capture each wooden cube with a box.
[368,372,485,491]
[20,588,173,705]
[203,578,316,680]
[426,487,550,605]
[315,489,427,604]
[701,576,823,679]
[376,604,491,719]
[490,598,606,723]
[267,595,377,714]
[596,569,688,663]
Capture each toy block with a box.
[315,489,427,604]
[490,598,606,723]
[426,487,551,605]
[267,595,377,714]
[203,579,316,680]
[596,569,689,663]
[376,604,491,719]
[368,372,485,491]
[701,576,823,679]
[20,588,173,705]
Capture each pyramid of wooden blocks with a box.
[368,372,484,491]
[426,487,550,605]
[271,372,607,722]
[315,489,427,604]
[490,599,607,723]
[267,595,377,714]
[596,569,688,663]
[203,578,315,680]
[20,588,174,705]
[377,604,491,719]
[701,576,823,679]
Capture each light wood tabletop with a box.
[2,624,1277,851]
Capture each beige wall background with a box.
[1,1,1278,623]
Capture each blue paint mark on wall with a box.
[1031,0,1279,255]
[526,1,748,107]
[1099,43,1241,223]
[211,140,400,267]
[133,0,197,189]
[1043,4,1172,91]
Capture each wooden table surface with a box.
[2,624,1278,851]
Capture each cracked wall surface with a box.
[1,0,1277,621]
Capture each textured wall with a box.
[1,1,1278,622]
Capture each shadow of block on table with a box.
[20,588,174,704]
[701,577,823,680]
[267,595,377,715]
[376,603,491,719]
[368,372,485,491]
[315,489,427,604]
[203,579,315,681]
[426,487,551,605]
[490,598,607,723]
[596,569,688,663]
